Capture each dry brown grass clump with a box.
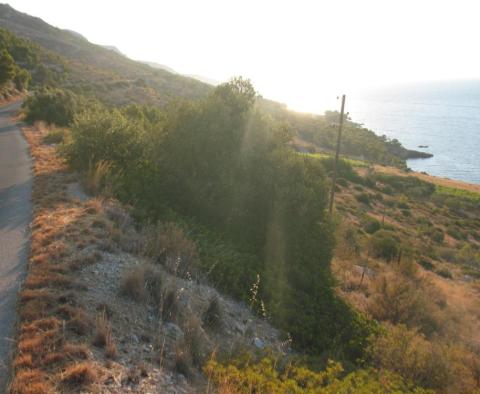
[143,222,198,277]
[60,362,97,386]
[9,369,52,394]
[92,311,117,359]
[10,123,99,392]
[92,311,111,348]
[120,264,163,304]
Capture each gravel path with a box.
[0,100,32,392]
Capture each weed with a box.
[120,265,147,301]
[203,297,223,331]
[61,362,97,386]
[92,311,111,348]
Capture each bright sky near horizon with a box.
[5,0,480,113]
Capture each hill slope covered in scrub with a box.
[5,4,480,393]
[0,3,426,166]
[16,76,480,394]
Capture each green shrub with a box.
[362,215,381,234]
[436,268,453,279]
[446,225,467,240]
[430,228,444,244]
[418,259,435,271]
[356,192,371,205]
[320,156,363,184]
[368,230,400,261]
[43,128,67,144]
[401,209,412,217]
[205,355,433,393]
[369,324,473,392]
[374,174,435,199]
[23,88,83,126]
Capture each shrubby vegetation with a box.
[0,28,65,94]
[25,78,374,363]
[205,354,433,393]
[259,100,413,167]
[23,88,85,126]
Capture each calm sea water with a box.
[346,80,480,185]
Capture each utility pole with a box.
[328,94,346,214]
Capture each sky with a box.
[6,0,480,113]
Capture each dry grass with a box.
[120,263,163,305]
[10,369,52,394]
[10,123,101,393]
[142,222,199,278]
[120,265,148,301]
[92,311,111,348]
[60,362,97,386]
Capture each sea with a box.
[346,80,480,185]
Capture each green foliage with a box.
[318,156,363,184]
[362,215,381,234]
[23,88,84,126]
[368,230,400,261]
[374,174,435,199]
[0,48,15,86]
[458,244,480,267]
[205,355,433,393]
[62,78,374,361]
[430,228,444,244]
[13,67,31,90]
[260,102,411,167]
[418,259,435,271]
[355,192,371,205]
[435,185,480,203]
[369,324,476,392]
[446,224,467,240]
[435,268,453,279]
[0,28,66,87]
[43,128,67,144]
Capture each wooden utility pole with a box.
[328,94,346,214]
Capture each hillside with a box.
[0,3,426,166]
[0,3,211,106]
[5,4,480,393]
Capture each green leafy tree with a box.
[13,67,31,90]
[0,49,15,86]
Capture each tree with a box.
[13,67,31,90]
[0,49,15,86]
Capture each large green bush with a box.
[23,88,83,126]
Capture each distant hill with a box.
[101,45,125,56]
[63,29,87,41]
[186,74,221,86]
[0,3,211,106]
[142,61,221,86]
[141,61,177,74]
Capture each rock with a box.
[234,322,246,335]
[253,337,265,349]
[163,322,184,342]
[130,334,140,344]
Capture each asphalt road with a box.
[0,100,31,392]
